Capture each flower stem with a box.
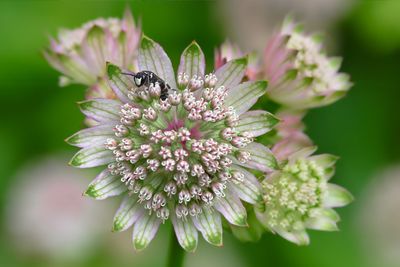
[167,229,185,267]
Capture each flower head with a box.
[67,37,279,251]
[255,146,353,245]
[44,9,141,99]
[263,17,352,109]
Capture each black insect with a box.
[122,70,174,100]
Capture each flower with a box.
[44,9,141,99]
[6,156,110,260]
[263,17,352,109]
[358,165,400,267]
[255,146,353,245]
[66,37,279,251]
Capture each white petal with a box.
[306,217,338,232]
[113,195,144,232]
[323,167,336,181]
[310,208,340,222]
[224,81,268,115]
[237,110,279,137]
[235,142,278,172]
[171,214,198,252]
[323,184,353,208]
[214,192,247,226]
[215,57,247,89]
[288,146,317,162]
[229,165,263,204]
[192,208,222,246]
[84,169,127,200]
[78,98,121,123]
[44,49,95,85]
[69,145,114,168]
[274,227,310,246]
[178,41,205,81]
[66,124,114,148]
[132,213,162,251]
[107,63,137,103]
[81,25,109,76]
[138,35,177,89]
[309,154,339,168]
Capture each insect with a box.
[122,70,175,100]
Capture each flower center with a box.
[105,73,253,221]
[262,158,325,230]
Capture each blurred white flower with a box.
[358,165,400,267]
[5,156,113,261]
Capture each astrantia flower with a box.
[66,36,279,251]
[263,17,352,109]
[255,146,353,245]
[44,9,141,99]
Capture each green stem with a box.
[166,229,186,267]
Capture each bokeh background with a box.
[1,0,399,267]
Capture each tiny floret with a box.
[255,147,353,245]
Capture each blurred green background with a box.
[0,1,399,267]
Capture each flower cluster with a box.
[263,17,352,109]
[216,18,352,110]
[66,38,279,251]
[47,10,354,251]
[255,147,353,245]
[44,9,141,99]
[212,17,353,245]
